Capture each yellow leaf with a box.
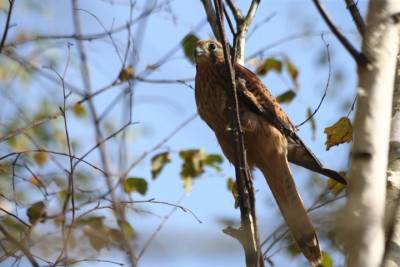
[227,178,239,208]
[324,117,353,150]
[285,58,299,87]
[31,176,42,187]
[118,65,135,81]
[327,176,346,196]
[34,151,48,166]
[73,103,86,117]
[256,58,282,76]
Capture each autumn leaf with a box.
[118,65,135,81]
[327,172,347,196]
[151,152,171,180]
[179,149,224,191]
[181,33,199,64]
[73,103,86,117]
[306,107,316,140]
[324,117,353,150]
[276,90,296,104]
[256,58,282,76]
[227,178,239,208]
[34,151,48,166]
[123,177,148,195]
[285,58,299,88]
[27,201,46,224]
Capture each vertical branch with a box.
[200,0,222,41]
[344,1,400,267]
[71,1,137,266]
[202,0,260,64]
[213,0,263,266]
[234,0,260,65]
[0,0,15,54]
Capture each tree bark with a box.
[345,2,400,267]
[381,45,400,267]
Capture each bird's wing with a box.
[234,64,346,185]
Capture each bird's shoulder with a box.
[234,64,297,134]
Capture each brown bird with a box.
[194,40,346,267]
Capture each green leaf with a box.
[321,251,334,267]
[285,58,299,87]
[203,154,223,172]
[1,217,28,232]
[76,216,105,228]
[83,225,109,251]
[276,90,296,104]
[227,178,239,208]
[285,235,301,257]
[151,152,171,180]
[256,58,282,76]
[27,201,46,224]
[119,220,135,238]
[306,107,316,140]
[179,149,205,191]
[123,177,148,195]
[181,34,199,63]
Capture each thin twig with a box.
[312,0,368,66]
[0,0,15,54]
[296,35,331,128]
[137,194,186,260]
[71,2,137,264]
[0,224,39,267]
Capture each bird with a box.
[194,39,346,267]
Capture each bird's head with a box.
[194,39,224,65]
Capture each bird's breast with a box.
[195,71,229,132]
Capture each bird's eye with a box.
[208,43,217,51]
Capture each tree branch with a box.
[213,0,263,266]
[0,0,15,54]
[0,224,39,267]
[200,0,221,41]
[344,0,366,36]
[312,0,368,66]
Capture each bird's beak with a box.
[194,46,204,59]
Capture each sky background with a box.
[0,0,369,266]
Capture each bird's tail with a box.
[259,156,322,266]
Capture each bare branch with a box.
[312,0,368,66]
[226,0,244,22]
[213,0,264,266]
[0,224,39,267]
[345,0,366,36]
[297,35,331,128]
[0,0,15,54]
[200,0,221,41]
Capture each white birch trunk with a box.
[345,1,400,267]
[381,49,400,267]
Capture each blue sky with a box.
[0,0,368,266]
